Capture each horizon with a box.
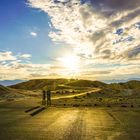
[0,0,140,82]
[1,78,140,86]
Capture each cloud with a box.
[124,45,140,59]
[0,51,16,61]
[27,0,140,60]
[0,51,32,62]
[0,51,140,81]
[0,51,70,80]
[0,58,69,80]
[90,0,140,11]
[30,32,38,37]
[0,51,32,80]
[19,54,32,59]
[20,0,140,80]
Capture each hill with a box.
[108,80,140,90]
[9,79,140,97]
[66,80,107,87]
[10,79,107,90]
[10,79,74,90]
[0,85,11,95]
[98,80,140,97]
[122,80,140,89]
[0,85,25,101]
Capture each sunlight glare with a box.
[59,55,80,71]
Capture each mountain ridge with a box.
[9,78,140,91]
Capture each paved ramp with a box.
[0,106,140,140]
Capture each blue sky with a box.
[0,0,50,62]
[0,0,71,64]
[0,0,140,82]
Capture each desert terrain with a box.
[0,79,140,140]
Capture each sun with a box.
[58,55,80,71]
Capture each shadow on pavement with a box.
[25,106,40,113]
[30,107,46,116]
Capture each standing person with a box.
[47,90,51,106]
[42,90,46,105]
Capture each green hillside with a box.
[66,80,107,87]
[108,80,140,90]
[9,79,140,98]
[10,79,74,90]
[0,85,11,95]
[122,80,140,89]
[0,85,25,101]
[10,79,108,90]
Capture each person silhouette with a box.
[42,90,46,105]
[47,90,51,106]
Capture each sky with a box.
[0,0,140,83]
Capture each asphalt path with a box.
[0,105,140,140]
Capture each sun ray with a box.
[58,54,80,71]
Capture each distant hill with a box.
[9,79,140,97]
[10,79,74,90]
[122,80,140,89]
[0,80,25,86]
[10,79,107,90]
[108,80,140,90]
[98,80,140,97]
[66,80,107,87]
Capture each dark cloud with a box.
[135,22,140,29]
[89,31,105,42]
[90,33,107,55]
[90,0,140,11]
[81,70,111,76]
[102,49,111,55]
[126,45,140,58]
[100,49,111,59]
[29,0,140,65]
[111,9,140,27]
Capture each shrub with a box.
[94,104,98,106]
[82,95,86,98]
[73,104,80,107]
[74,96,78,99]
[121,105,127,107]
[85,104,92,107]
[99,98,102,102]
